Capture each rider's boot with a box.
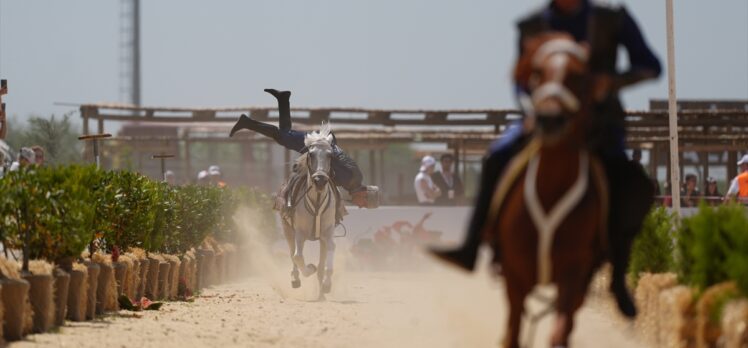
[263,89,292,131]
[606,157,655,318]
[430,124,528,272]
[229,114,281,140]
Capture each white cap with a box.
[738,154,748,165]
[164,170,175,177]
[19,147,35,163]
[208,165,221,176]
[420,155,436,172]
[197,170,208,180]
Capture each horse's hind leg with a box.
[292,233,317,277]
[283,223,302,288]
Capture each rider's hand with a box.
[351,190,368,208]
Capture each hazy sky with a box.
[0,1,746,124]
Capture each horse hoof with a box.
[302,264,317,277]
[291,280,301,288]
[317,294,326,302]
[322,282,331,294]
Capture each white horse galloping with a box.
[282,124,338,300]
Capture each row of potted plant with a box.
[0,165,275,341]
[629,204,748,348]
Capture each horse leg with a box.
[550,276,589,347]
[317,240,328,300]
[292,233,317,277]
[503,275,529,348]
[322,239,335,294]
[283,222,301,288]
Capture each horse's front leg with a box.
[322,239,335,294]
[317,239,328,300]
[283,222,301,288]
[292,232,317,277]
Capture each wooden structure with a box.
[0,79,7,139]
[79,100,748,203]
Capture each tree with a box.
[6,113,82,165]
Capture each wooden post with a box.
[728,151,738,183]
[184,131,192,183]
[369,149,376,186]
[0,79,7,140]
[666,0,681,215]
[649,145,658,180]
[378,148,386,198]
[701,151,709,186]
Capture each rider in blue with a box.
[230,89,369,212]
[432,0,661,317]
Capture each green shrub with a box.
[629,206,675,283]
[97,170,157,254]
[0,165,98,268]
[677,203,748,292]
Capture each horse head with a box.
[302,124,334,192]
[514,33,591,143]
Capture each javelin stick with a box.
[666,0,681,216]
[78,133,112,169]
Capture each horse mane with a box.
[304,123,333,148]
[294,153,309,174]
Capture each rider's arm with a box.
[332,148,365,192]
[612,7,662,91]
[419,179,441,199]
[726,178,739,198]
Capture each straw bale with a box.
[0,257,21,279]
[696,282,737,348]
[720,299,748,348]
[28,260,54,276]
[67,263,88,321]
[129,248,147,260]
[92,252,112,265]
[658,285,696,348]
[634,272,678,344]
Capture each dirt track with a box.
[10,255,648,348]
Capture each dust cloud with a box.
[230,206,645,348]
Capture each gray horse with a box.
[282,124,338,300]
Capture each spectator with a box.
[208,165,227,188]
[432,154,464,206]
[197,170,209,186]
[726,154,748,201]
[164,170,177,185]
[31,145,44,165]
[10,147,35,171]
[680,173,701,207]
[703,177,721,206]
[413,155,441,205]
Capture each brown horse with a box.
[485,33,608,348]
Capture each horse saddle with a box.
[274,169,346,226]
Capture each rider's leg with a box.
[263,89,292,131]
[430,122,528,271]
[229,114,281,139]
[602,126,654,317]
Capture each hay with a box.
[658,285,696,348]
[91,252,112,265]
[67,262,88,322]
[146,255,164,299]
[634,272,679,345]
[163,255,181,299]
[53,268,70,327]
[0,257,21,279]
[158,261,171,300]
[696,282,738,348]
[137,259,150,299]
[28,260,54,276]
[1,278,30,341]
[720,299,748,348]
[84,262,100,320]
[129,248,147,260]
[23,273,55,333]
[94,262,116,313]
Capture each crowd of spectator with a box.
[413,154,464,206]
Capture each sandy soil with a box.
[10,252,648,348]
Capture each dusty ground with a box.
[10,251,648,348]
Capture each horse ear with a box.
[326,133,333,144]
